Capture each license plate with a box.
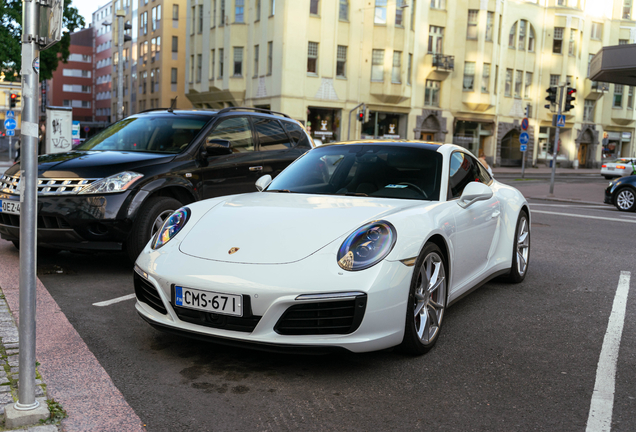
[608,167,615,171]
[0,200,20,215]
[174,286,242,317]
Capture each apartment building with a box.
[185,0,636,168]
[94,2,114,124]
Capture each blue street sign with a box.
[6,111,15,119]
[519,132,529,145]
[6,130,15,137]
[520,144,527,152]
[4,118,17,130]
[556,115,566,128]
[521,118,529,131]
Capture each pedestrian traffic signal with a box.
[123,22,132,42]
[544,87,557,109]
[564,87,576,112]
[357,110,364,122]
[9,93,17,108]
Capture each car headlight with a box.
[79,171,143,194]
[151,207,190,250]
[337,221,397,271]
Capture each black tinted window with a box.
[253,118,292,149]
[448,152,490,199]
[206,117,254,152]
[283,121,312,148]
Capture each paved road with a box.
[9,179,635,431]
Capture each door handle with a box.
[249,166,263,171]
[491,210,500,218]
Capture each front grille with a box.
[275,294,367,336]
[134,272,167,315]
[172,289,260,332]
[0,213,70,229]
[0,174,98,196]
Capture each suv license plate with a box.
[0,200,20,215]
[175,286,242,317]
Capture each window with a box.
[411,0,416,29]
[339,0,348,20]
[142,11,148,35]
[391,51,401,83]
[449,152,491,199]
[467,10,478,39]
[267,42,273,75]
[190,6,194,33]
[172,36,178,52]
[591,22,603,40]
[568,28,576,56]
[395,4,403,26]
[256,0,261,20]
[629,86,634,109]
[207,117,254,152]
[485,12,494,41]
[407,53,412,85]
[336,45,347,78]
[310,0,319,15]
[198,5,203,32]
[212,0,216,26]
[508,23,516,48]
[550,74,560,87]
[494,66,498,94]
[425,80,440,106]
[233,47,243,76]
[271,0,275,16]
[518,20,526,50]
[505,69,512,96]
[583,99,595,122]
[196,54,202,82]
[623,0,632,19]
[463,62,475,91]
[219,48,224,78]
[482,63,490,93]
[371,49,384,81]
[253,118,292,149]
[428,26,443,54]
[235,0,244,22]
[210,49,215,79]
[253,45,259,77]
[374,0,387,24]
[614,84,624,108]
[283,122,312,148]
[619,39,629,45]
[524,72,532,98]
[173,4,178,20]
[307,42,318,74]
[430,0,445,9]
[152,5,161,31]
[514,70,522,97]
[528,26,535,51]
[553,27,563,54]
[220,0,225,26]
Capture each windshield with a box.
[267,144,443,201]
[76,115,210,153]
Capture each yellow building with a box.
[185,0,636,168]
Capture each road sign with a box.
[556,115,566,128]
[521,118,529,131]
[520,144,527,152]
[84,126,90,133]
[6,111,15,119]
[6,130,15,137]
[519,132,529,145]
[4,118,17,130]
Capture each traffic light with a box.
[123,22,132,42]
[357,110,364,122]
[564,87,576,112]
[9,93,16,108]
[544,87,557,109]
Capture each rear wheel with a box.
[125,197,183,263]
[507,210,530,283]
[615,187,636,212]
[399,243,447,355]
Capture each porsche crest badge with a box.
[228,247,240,255]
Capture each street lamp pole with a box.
[549,83,565,196]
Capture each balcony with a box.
[432,54,454,71]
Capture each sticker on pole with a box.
[33,57,40,73]
[519,132,529,145]
[556,115,566,128]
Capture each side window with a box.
[475,160,493,184]
[282,120,312,148]
[253,117,293,150]
[448,152,485,198]
[206,117,254,152]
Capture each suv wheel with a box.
[126,197,183,263]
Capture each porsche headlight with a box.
[337,221,397,271]
[152,207,190,250]
[79,171,143,194]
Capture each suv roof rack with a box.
[216,106,291,118]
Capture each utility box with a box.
[45,106,73,154]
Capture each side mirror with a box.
[255,174,272,192]
[457,182,493,208]
[202,138,232,157]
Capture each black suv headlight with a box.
[79,171,143,194]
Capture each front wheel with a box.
[507,210,530,283]
[399,243,447,355]
[615,187,636,212]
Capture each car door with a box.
[447,151,500,291]
[253,117,309,178]
[198,116,263,199]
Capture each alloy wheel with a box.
[616,189,635,210]
[413,252,446,345]
[516,216,530,276]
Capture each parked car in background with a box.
[600,158,636,179]
[605,174,636,212]
[0,107,313,261]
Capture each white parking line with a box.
[531,210,636,224]
[586,271,631,432]
[92,294,136,307]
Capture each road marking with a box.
[532,210,636,224]
[92,294,136,307]
[586,271,631,432]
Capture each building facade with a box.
[185,0,636,168]
[94,2,114,125]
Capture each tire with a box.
[11,240,61,257]
[399,243,448,355]
[507,210,530,283]
[603,175,614,180]
[614,187,636,212]
[125,196,183,263]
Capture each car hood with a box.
[179,193,422,264]
[5,151,175,178]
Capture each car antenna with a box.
[167,96,177,113]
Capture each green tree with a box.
[0,0,85,82]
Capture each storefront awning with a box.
[590,44,636,86]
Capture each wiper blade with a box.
[267,189,292,193]
[343,192,368,197]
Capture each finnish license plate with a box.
[608,167,615,171]
[174,286,242,317]
[0,200,20,215]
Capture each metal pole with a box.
[8,136,12,161]
[17,0,40,411]
[548,84,565,196]
[117,11,125,121]
[521,147,526,178]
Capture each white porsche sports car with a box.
[134,141,530,355]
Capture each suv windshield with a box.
[76,114,210,153]
[266,144,443,201]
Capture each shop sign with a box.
[383,124,400,139]
[383,134,400,139]
[622,132,632,140]
[314,119,333,137]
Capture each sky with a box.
[72,0,110,27]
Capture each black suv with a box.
[0,107,313,261]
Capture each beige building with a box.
[185,0,636,168]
